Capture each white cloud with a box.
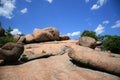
[25,0,32,3]
[95,24,104,35]
[102,20,109,24]
[10,28,22,35]
[91,4,100,10]
[0,0,16,19]
[111,20,120,28]
[85,0,90,3]
[46,0,53,3]
[91,0,106,10]
[67,31,81,37]
[20,8,28,14]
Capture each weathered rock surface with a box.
[42,27,60,41]
[78,36,96,49]
[0,40,120,80]
[0,42,24,63]
[13,34,21,41]
[18,36,26,43]
[32,29,54,42]
[25,34,34,43]
[59,35,70,41]
[21,42,72,61]
[68,44,120,76]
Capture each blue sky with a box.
[0,0,120,39]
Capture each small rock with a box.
[59,35,70,41]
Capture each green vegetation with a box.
[81,30,120,54]
[41,50,46,54]
[20,54,28,62]
[100,35,120,53]
[81,30,97,40]
[0,23,17,47]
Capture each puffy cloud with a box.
[0,0,16,19]
[111,20,120,28]
[67,31,81,37]
[10,28,22,35]
[20,8,28,14]
[25,0,32,3]
[102,20,109,24]
[91,0,106,10]
[46,0,53,3]
[85,0,89,3]
[95,24,104,35]
[91,4,100,10]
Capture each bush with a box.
[0,26,17,47]
[0,36,17,47]
[81,30,97,40]
[102,36,120,54]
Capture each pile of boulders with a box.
[0,40,120,80]
[0,27,70,64]
[14,27,70,44]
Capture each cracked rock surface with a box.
[0,40,120,80]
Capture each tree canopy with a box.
[81,30,97,40]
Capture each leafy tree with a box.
[5,26,13,36]
[97,35,111,41]
[81,30,97,40]
[0,24,17,47]
[102,35,120,54]
[81,30,120,54]
[0,22,5,36]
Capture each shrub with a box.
[81,30,97,40]
[0,36,17,47]
[20,54,28,62]
[0,26,17,47]
[102,35,120,54]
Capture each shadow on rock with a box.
[70,59,120,77]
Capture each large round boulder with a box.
[32,29,54,42]
[0,42,24,63]
[78,36,96,49]
[42,27,60,41]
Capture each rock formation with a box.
[59,35,70,41]
[42,27,60,41]
[32,29,54,42]
[25,34,35,43]
[0,40,120,80]
[78,36,102,49]
[0,27,120,80]
[68,44,120,76]
[0,42,24,63]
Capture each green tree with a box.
[102,35,120,54]
[0,25,16,47]
[0,22,5,36]
[5,26,13,36]
[81,30,97,40]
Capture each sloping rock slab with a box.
[0,54,120,80]
[22,43,71,61]
[68,45,120,76]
